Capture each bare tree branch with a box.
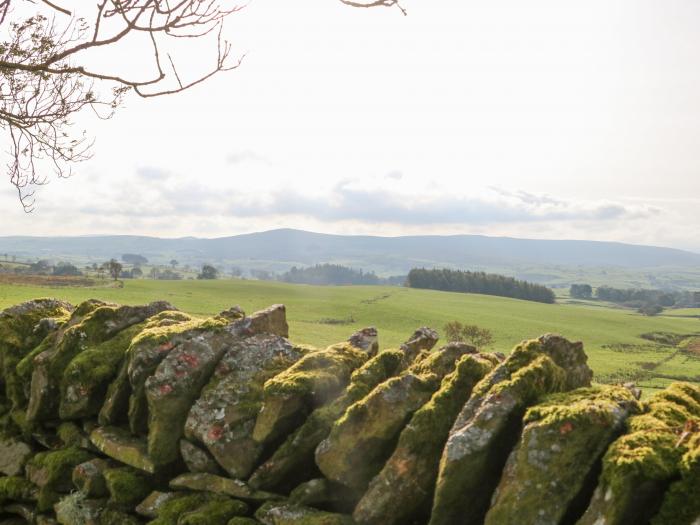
[0,0,244,210]
[338,0,406,16]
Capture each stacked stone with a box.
[0,298,698,525]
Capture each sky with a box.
[2,0,700,252]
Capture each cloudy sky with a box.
[2,0,700,251]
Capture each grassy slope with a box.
[1,279,698,393]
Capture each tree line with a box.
[406,268,556,304]
[279,264,404,286]
[569,283,700,315]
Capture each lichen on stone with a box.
[316,342,476,491]
[354,352,500,525]
[252,342,370,446]
[484,385,642,525]
[579,382,700,525]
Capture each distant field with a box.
[1,279,699,395]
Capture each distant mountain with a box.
[1,229,700,288]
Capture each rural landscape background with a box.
[2,1,700,524]
[1,227,699,397]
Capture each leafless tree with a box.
[338,0,406,15]
[0,0,243,211]
[0,0,402,211]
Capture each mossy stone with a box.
[354,352,500,525]
[103,466,152,509]
[484,385,642,525]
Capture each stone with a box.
[125,311,220,434]
[0,476,37,504]
[184,334,306,478]
[169,472,282,502]
[26,301,173,424]
[98,311,195,428]
[146,304,292,466]
[399,326,439,361]
[289,478,356,511]
[72,458,111,498]
[429,335,592,525]
[316,342,476,491]
[26,446,94,493]
[0,436,32,476]
[3,502,37,523]
[0,299,73,421]
[249,347,411,491]
[57,421,95,451]
[147,491,243,525]
[484,385,642,525]
[90,426,156,474]
[145,330,238,466]
[135,491,179,518]
[652,432,700,525]
[255,501,354,525]
[59,311,187,421]
[578,382,700,525]
[180,439,222,474]
[103,466,152,509]
[179,497,250,525]
[226,304,288,339]
[252,341,370,446]
[353,352,500,525]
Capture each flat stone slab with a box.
[169,473,282,503]
[89,426,156,474]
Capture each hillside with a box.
[1,278,698,394]
[2,229,700,288]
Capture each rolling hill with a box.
[1,229,700,288]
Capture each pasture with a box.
[1,278,698,395]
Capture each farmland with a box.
[1,278,698,395]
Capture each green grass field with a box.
[1,279,699,395]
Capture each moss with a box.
[57,421,85,447]
[255,501,354,525]
[37,485,61,512]
[227,519,260,525]
[179,497,249,525]
[0,476,36,503]
[249,349,411,490]
[580,382,700,525]
[485,385,641,525]
[26,301,171,424]
[344,349,406,404]
[262,344,369,399]
[651,434,700,525]
[99,508,143,525]
[317,343,476,491]
[103,466,151,508]
[59,322,148,420]
[2,299,72,412]
[27,446,93,490]
[253,344,369,445]
[354,353,499,525]
[148,492,211,525]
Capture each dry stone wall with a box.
[0,298,698,525]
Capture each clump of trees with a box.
[443,321,494,348]
[52,262,81,277]
[198,265,219,280]
[279,264,405,286]
[281,264,380,286]
[122,254,148,265]
[570,284,593,299]
[406,268,556,304]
